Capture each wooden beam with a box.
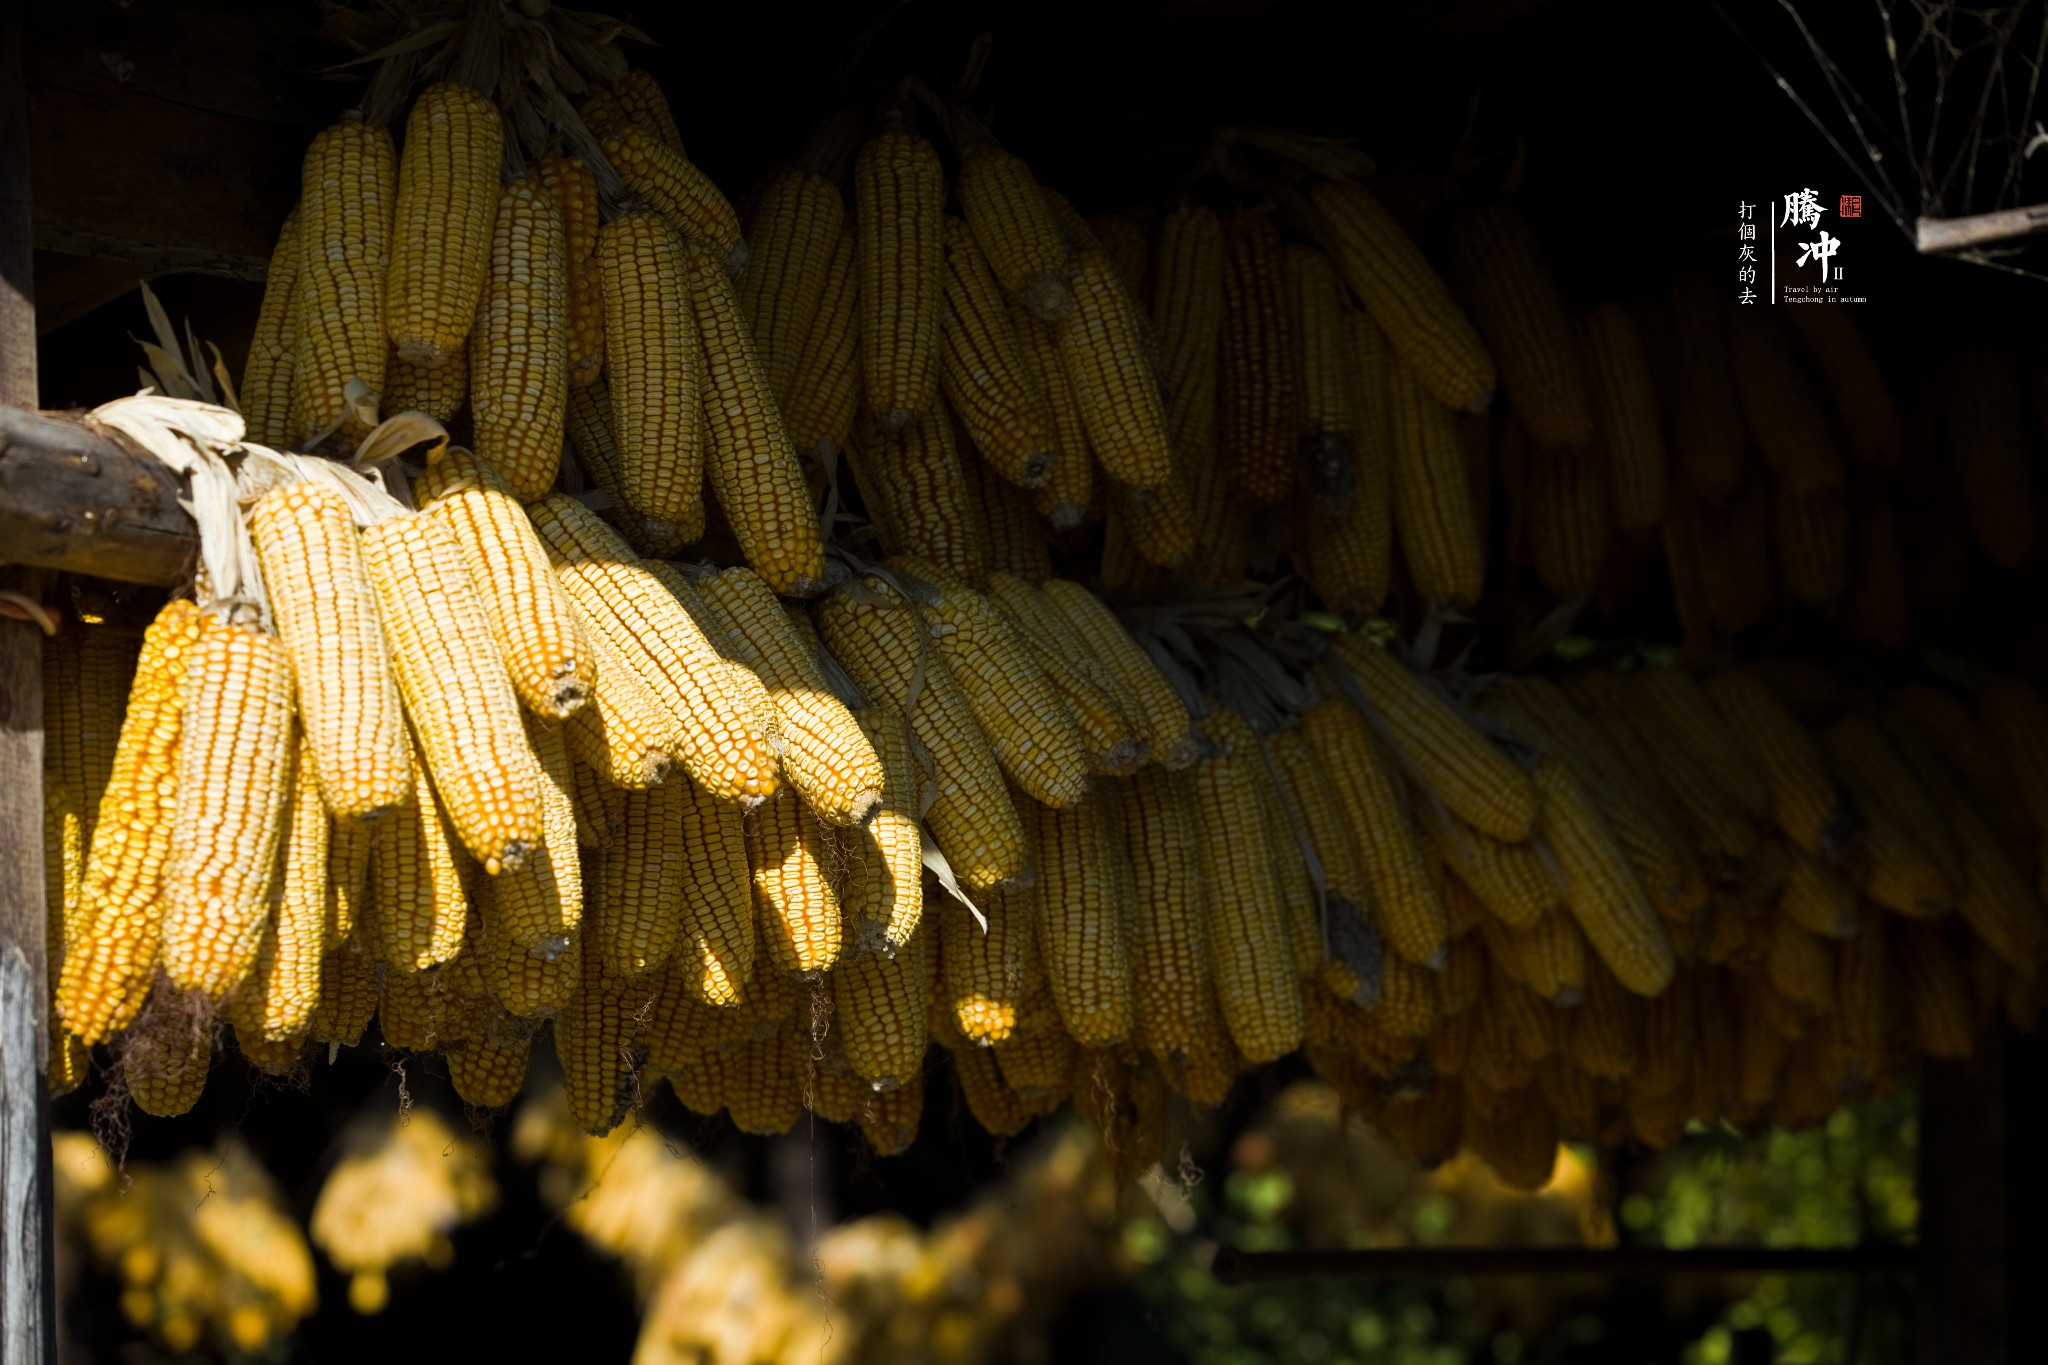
[0,2,59,1359]
[1915,204,2048,254]
[0,408,198,588]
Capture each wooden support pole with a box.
[0,2,58,1359]
[0,407,198,587]
[1914,204,2048,254]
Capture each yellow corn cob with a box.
[1326,635,1536,841]
[1781,304,1904,468]
[1632,666,1773,820]
[1444,201,1589,448]
[360,515,544,872]
[1430,814,1560,931]
[1215,208,1299,503]
[1111,466,1198,569]
[529,494,778,803]
[367,731,468,972]
[1566,960,1640,1079]
[1040,579,1199,770]
[412,448,592,721]
[940,216,1056,488]
[684,238,829,595]
[669,777,755,1006]
[821,699,920,956]
[562,379,670,556]
[557,934,654,1136]
[1571,670,1759,864]
[249,485,409,818]
[853,1068,923,1152]
[1765,915,1835,1013]
[385,83,500,369]
[1777,845,1858,938]
[990,575,1144,775]
[565,755,610,846]
[940,890,1035,1044]
[1846,487,1909,651]
[597,212,705,542]
[1367,951,1442,1042]
[1576,301,1667,531]
[897,554,1091,810]
[1187,710,1304,1062]
[595,781,688,975]
[1062,248,1174,491]
[291,115,396,444]
[384,343,469,422]
[1113,770,1225,1085]
[1726,303,1846,497]
[1027,796,1134,1047]
[1775,485,1850,607]
[600,123,744,276]
[160,615,295,999]
[736,167,843,400]
[467,177,570,501]
[699,567,883,825]
[1703,668,1847,856]
[529,155,604,387]
[1824,713,1962,885]
[56,602,201,1042]
[942,1026,1034,1137]
[994,1020,1078,1105]
[241,207,302,447]
[834,920,929,1090]
[1090,211,1148,296]
[326,808,373,946]
[855,119,945,427]
[1892,920,1974,1059]
[122,987,215,1117]
[956,142,1072,319]
[746,788,843,975]
[444,1012,535,1109]
[819,574,1028,891]
[1290,244,1362,511]
[995,303,1088,531]
[1665,277,1747,500]
[1943,348,2036,566]
[482,714,581,952]
[783,224,862,458]
[1690,475,1775,631]
[851,406,985,585]
[965,455,1055,582]
[305,941,378,1048]
[1384,351,1486,605]
[1313,179,1494,412]
[476,891,580,1019]
[228,731,328,1043]
[562,612,676,790]
[1531,756,1676,996]
[1523,438,1610,600]
[607,69,686,152]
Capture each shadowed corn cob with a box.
[1040,579,1198,770]
[1005,295,1092,528]
[856,118,946,428]
[1313,179,1494,412]
[1060,248,1174,491]
[1942,348,2036,567]
[1774,486,1850,607]
[1782,305,1903,468]
[1114,769,1228,1092]
[1153,201,1225,521]
[1577,301,1668,531]
[990,573,1145,775]
[601,122,745,276]
[384,345,468,421]
[161,615,295,1000]
[737,167,844,402]
[1091,212,1148,297]
[563,379,683,557]
[248,483,410,819]
[685,236,828,595]
[850,407,985,585]
[489,714,582,951]
[968,456,1057,583]
[746,787,843,974]
[1219,208,1298,503]
[841,699,925,952]
[601,69,686,152]
[835,919,929,1089]
[1531,757,1676,995]
[670,777,755,1006]
[386,82,502,370]
[1289,243,1360,512]
[940,890,1036,1044]
[1704,668,1847,856]
[1445,201,1589,449]
[360,514,544,874]
[562,610,677,789]
[529,155,605,387]
[1029,796,1134,1047]
[121,987,215,1118]
[597,212,705,543]
[1726,303,1846,498]
[1665,277,1746,500]
[1385,351,1485,605]
[1523,438,1610,601]
[228,731,328,1043]
[241,207,302,447]
[367,729,469,972]
[291,115,396,445]
[941,217,1057,489]
[470,177,570,502]
[783,224,862,459]
[957,142,1073,320]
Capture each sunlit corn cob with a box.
[1703,668,1847,857]
[1725,303,1845,498]
[600,123,744,276]
[386,82,501,370]
[57,601,202,1043]
[121,986,215,1118]
[1664,277,1746,500]
[1385,351,1486,605]
[1061,247,1174,492]
[834,921,929,1090]
[1781,304,1904,468]
[840,700,924,952]
[684,239,829,596]
[1327,635,1537,841]
[1028,797,1134,1047]
[488,714,582,951]
[529,155,605,387]
[783,224,862,459]
[414,448,591,720]
[1942,348,2036,566]
[160,615,295,1000]
[291,115,396,444]
[851,407,985,585]
[939,217,1058,489]
[597,212,705,542]
[384,344,468,421]
[855,118,946,428]
[1444,200,1589,448]
[1312,179,1494,412]
[469,177,569,501]
[1039,579,1198,769]
[247,484,409,819]
[529,494,778,804]
[1577,301,1668,531]
[746,787,843,974]
[699,567,883,826]
[818,573,1027,891]
[360,514,543,872]
[241,207,302,447]
[1218,208,1298,504]
[563,610,677,789]
[367,729,469,972]
[898,555,1091,810]
[940,891,1035,1044]
[1522,438,1609,601]
[957,142,1072,320]
[731,168,840,402]
[227,731,327,1043]
[1189,709,1304,1063]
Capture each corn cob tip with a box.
[395,339,460,371]
[879,408,917,432]
[1021,274,1075,321]
[1020,449,1054,488]
[485,838,535,877]
[1044,501,1086,531]
[1462,387,1496,416]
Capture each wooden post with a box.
[1918,1032,2010,1364]
[0,4,57,1361]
